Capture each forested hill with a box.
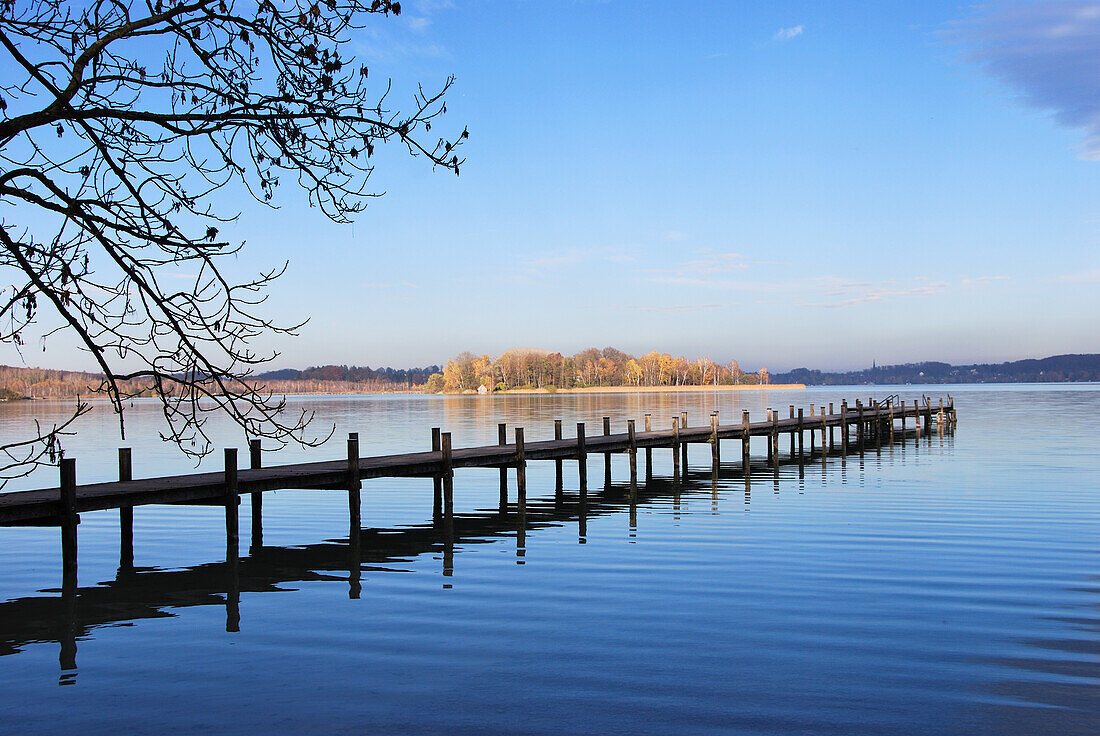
[0,363,441,399]
[771,354,1100,385]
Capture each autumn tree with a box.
[0,0,466,481]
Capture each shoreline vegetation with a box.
[2,351,1097,401]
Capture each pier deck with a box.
[0,397,953,526]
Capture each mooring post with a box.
[913,400,921,437]
[627,419,638,496]
[441,432,454,539]
[672,417,681,479]
[431,428,442,520]
[938,398,945,436]
[514,427,526,521]
[797,408,804,461]
[498,422,508,512]
[840,401,849,454]
[59,458,78,590]
[741,410,750,474]
[710,411,720,466]
[576,422,587,491]
[888,401,895,444]
[554,419,563,493]
[924,398,933,437]
[118,448,133,571]
[680,411,688,471]
[644,413,653,481]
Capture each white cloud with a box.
[774,25,804,41]
[956,1,1100,160]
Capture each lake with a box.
[0,385,1097,734]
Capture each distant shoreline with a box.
[494,384,805,395]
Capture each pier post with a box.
[924,398,933,437]
[431,428,442,521]
[627,419,638,496]
[901,404,907,434]
[828,402,835,450]
[59,458,78,590]
[498,423,508,513]
[710,411,720,466]
[672,418,681,479]
[223,448,238,560]
[441,431,454,579]
[118,448,133,571]
[347,434,361,599]
[554,420,563,493]
[888,401,895,444]
[797,408,804,462]
[771,410,779,468]
[938,398,945,436]
[856,401,865,450]
[840,401,849,454]
[603,416,612,487]
[913,400,921,437]
[347,433,361,538]
[576,423,587,490]
[644,414,653,481]
[809,406,816,455]
[741,410,750,474]
[789,405,796,460]
[249,439,262,554]
[766,408,774,465]
[821,412,828,466]
[441,433,454,540]
[514,428,526,521]
[680,411,688,470]
[222,449,240,632]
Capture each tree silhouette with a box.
[0,0,466,482]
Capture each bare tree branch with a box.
[0,0,466,483]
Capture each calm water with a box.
[0,386,1097,734]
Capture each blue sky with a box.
[6,0,1100,372]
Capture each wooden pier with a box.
[0,396,956,578]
